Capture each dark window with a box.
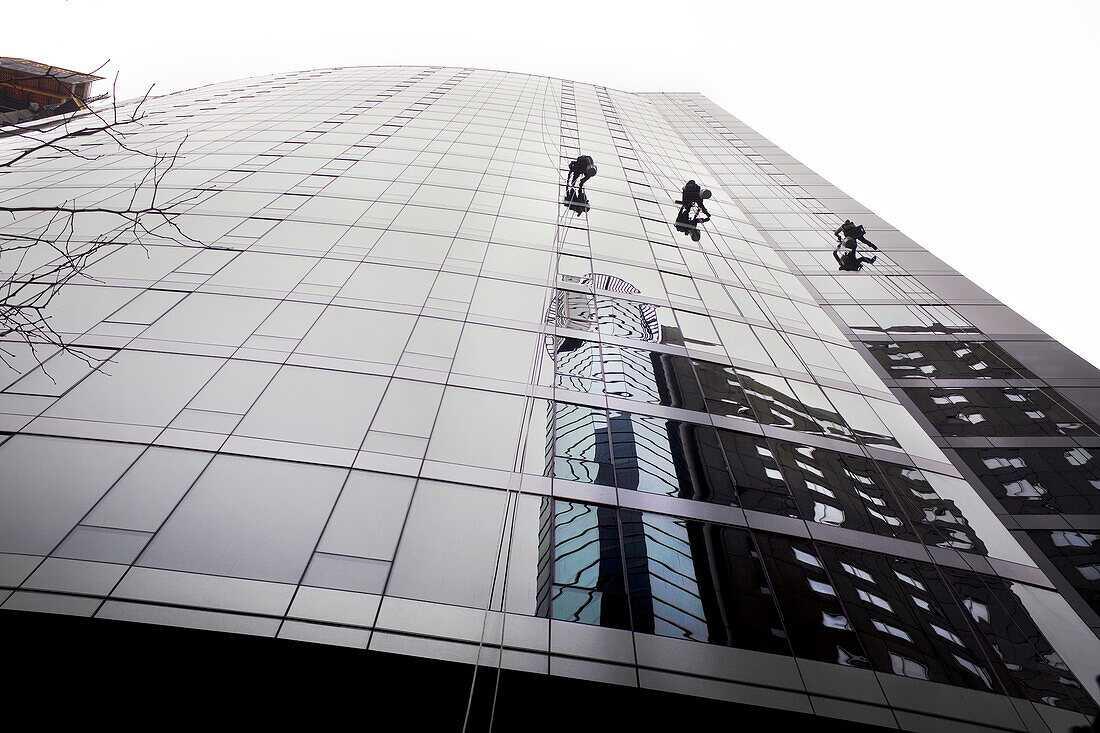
[771,441,918,542]
[904,387,1099,437]
[956,447,1100,515]
[1026,530,1100,618]
[817,545,1003,694]
[938,565,1096,712]
[718,430,798,517]
[865,340,1035,380]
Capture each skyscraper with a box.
[1,66,1097,730]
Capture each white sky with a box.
[11,0,1099,364]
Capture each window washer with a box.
[834,219,877,250]
[834,243,876,272]
[567,154,597,192]
[679,180,711,218]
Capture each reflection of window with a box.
[841,562,875,583]
[952,655,993,689]
[814,503,844,525]
[983,456,1025,469]
[930,624,964,646]
[1066,448,1094,466]
[1003,479,1045,498]
[822,612,852,630]
[855,489,886,506]
[894,570,926,591]
[1079,565,1100,581]
[866,340,1030,378]
[857,589,893,612]
[963,598,989,623]
[891,653,930,679]
[907,386,1097,437]
[793,547,822,568]
[873,620,912,642]
[1051,532,1099,548]
[868,507,903,526]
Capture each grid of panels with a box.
[0,67,1097,731]
[641,90,1100,726]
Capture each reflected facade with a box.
[2,66,1099,730]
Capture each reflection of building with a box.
[543,273,705,631]
[540,271,992,645]
[3,67,1100,730]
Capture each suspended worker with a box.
[834,219,877,250]
[679,180,712,218]
[567,154,597,192]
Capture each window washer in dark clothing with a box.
[834,243,876,271]
[679,180,711,218]
[567,155,597,192]
[834,219,877,250]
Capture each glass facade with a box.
[1,66,1098,730]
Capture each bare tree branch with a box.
[0,63,207,371]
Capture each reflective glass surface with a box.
[958,447,1100,515]
[865,340,1036,380]
[2,65,1097,727]
[904,387,1100,438]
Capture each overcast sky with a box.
[11,1,1099,364]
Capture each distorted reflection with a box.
[957,447,1100,515]
[737,371,853,440]
[905,387,1100,438]
[846,305,980,336]
[539,500,790,654]
[543,277,981,539]
[547,330,755,420]
[812,544,1094,710]
[562,187,590,216]
[546,273,659,342]
[692,359,755,419]
[544,281,861,441]
[771,441,985,551]
[546,397,981,545]
[941,566,1096,711]
[865,340,1035,380]
[539,499,630,629]
[1026,530,1100,617]
[537,500,1097,714]
[549,400,739,505]
[674,206,709,242]
[834,244,876,272]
